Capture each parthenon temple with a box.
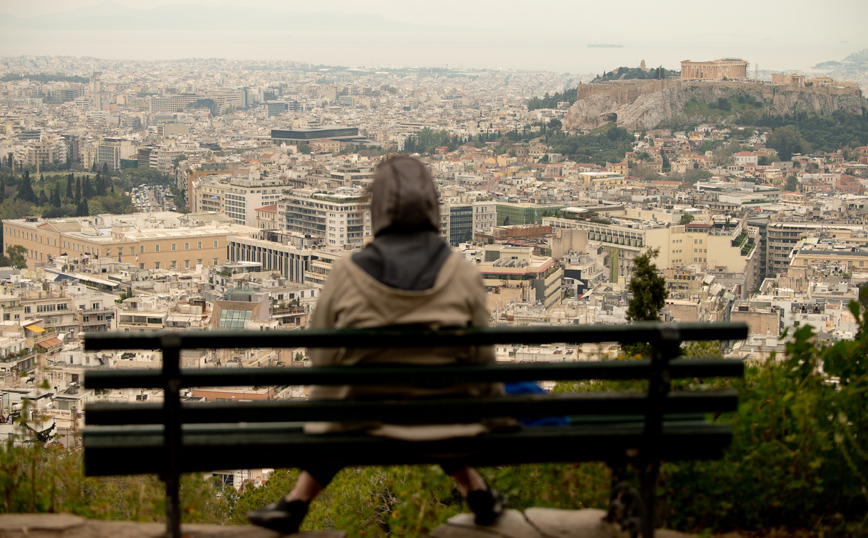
[680,59,748,81]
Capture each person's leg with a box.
[447,465,488,497]
[285,466,339,502]
[443,465,504,525]
[248,467,340,533]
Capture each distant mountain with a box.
[810,49,868,92]
[0,1,434,33]
[843,49,868,65]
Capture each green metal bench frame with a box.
[83,322,747,538]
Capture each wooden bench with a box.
[82,322,747,538]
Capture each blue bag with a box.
[503,382,571,427]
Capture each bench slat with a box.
[83,323,749,352]
[84,390,738,426]
[83,359,744,390]
[83,421,733,476]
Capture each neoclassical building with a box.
[681,59,748,81]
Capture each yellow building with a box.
[3,212,257,270]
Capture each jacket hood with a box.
[371,156,440,236]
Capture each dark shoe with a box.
[248,497,309,535]
[467,486,504,526]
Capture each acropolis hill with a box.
[563,78,867,132]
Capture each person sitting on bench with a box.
[248,155,508,535]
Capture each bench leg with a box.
[640,462,659,538]
[166,474,181,538]
[162,335,183,538]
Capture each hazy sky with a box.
[2,0,867,73]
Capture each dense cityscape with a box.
[1,48,867,534]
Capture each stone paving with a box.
[0,510,695,538]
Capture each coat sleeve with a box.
[308,261,343,366]
[466,264,496,365]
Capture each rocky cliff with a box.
[563,80,867,132]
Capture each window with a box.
[106,248,111,257]
[213,258,219,266]
[197,259,203,266]
[171,243,176,251]
[130,247,135,256]
[155,262,160,269]
[213,240,219,248]
[155,244,160,252]
[140,245,145,253]
[184,260,190,269]
[184,242,189,250]
[139,263,145,269]
[197,241,203,249]
[171,261,177,269]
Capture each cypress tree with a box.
[75,178,81,206]
[83,177,94,198]
[16,170,37,203]
[76,199,89,217]
[65,174,73,199]
[0,175,5,203]
[623,248,669,358]
[38,188,48,206]
[50,183,61,207]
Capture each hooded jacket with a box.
[305,156,506,441]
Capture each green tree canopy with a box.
[766,125,811,161]
[1,245,28,269]
[627,248,668,323]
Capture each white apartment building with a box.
[473,201,498,234]
[97,138,136,170]
[279,188,371,249]
[223,178,286,227]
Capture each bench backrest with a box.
[83,323,747,427]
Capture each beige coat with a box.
[304,253,505,440]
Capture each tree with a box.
[678,213,694,225]
[16,170,37,203]
[767,125,810,161]
[102,162,109,175]
[37,188,48,206]
[2,245,28,269]
[0,175,5,203]
[297,144,311,155]
[624,249,668,358]
[50,183,61,207]
[74,177,81,206]
[76,199,89,217]
[627,249,667,322]
[65,174,73,199]
[785,175,799,192]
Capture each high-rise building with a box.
[97,138,136,170]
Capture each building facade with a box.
[3,212,256,270]
[279,188,371,249]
